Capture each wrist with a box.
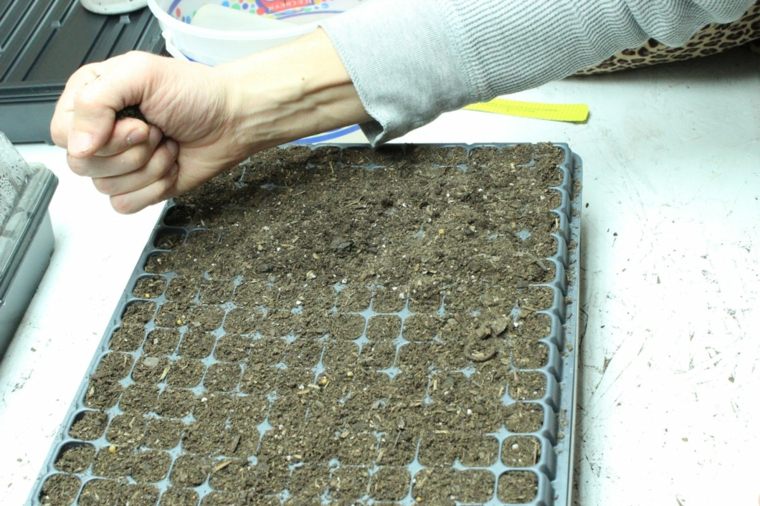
[215,29,370,154]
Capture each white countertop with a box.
[2,47,759,506]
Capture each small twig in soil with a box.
[212,460,232,473]
[393,418,405,447]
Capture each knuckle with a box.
[127,145,153,171]
[66,154,89,176]
[77,62,100,75]
[123,50,145,61]
[50,124,65,148]
[139,149,170,181]
[73,87,100,111]
[91,177,113,195]
[66,63,99,90]
[110,195,135,215]
[123,51,154,74]
[115,145,150,173]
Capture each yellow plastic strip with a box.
[464,98,589,123]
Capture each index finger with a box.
[93,117,151,157]
[67,55,148,158]
[50,64,103,149]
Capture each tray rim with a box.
[28,142,582,506]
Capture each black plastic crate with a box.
[0,0,164,143]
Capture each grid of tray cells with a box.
[38,145,571,506]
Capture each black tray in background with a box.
[0,0,164,144]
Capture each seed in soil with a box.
[503,435,543,467]
[133,275,167,299]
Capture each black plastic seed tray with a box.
[30,144,582,506]
[0,0,164,144]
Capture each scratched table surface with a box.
[2,46,760,506]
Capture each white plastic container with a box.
[147,0,364,65]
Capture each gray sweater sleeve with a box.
[320,0,753,144]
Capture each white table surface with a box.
[1,46,759,506]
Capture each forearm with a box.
[215,29,371,153]
[443,0,755,99]
[321,0,754,144]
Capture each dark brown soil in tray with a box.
[42,144,567,505]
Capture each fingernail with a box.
[126,127,148,146]
[166,139,179,158]
[69,132,93,156]
[149,126,163,146]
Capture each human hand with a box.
[51,51,249,214]
[52,31,369,214]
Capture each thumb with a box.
[68,52,155,157]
